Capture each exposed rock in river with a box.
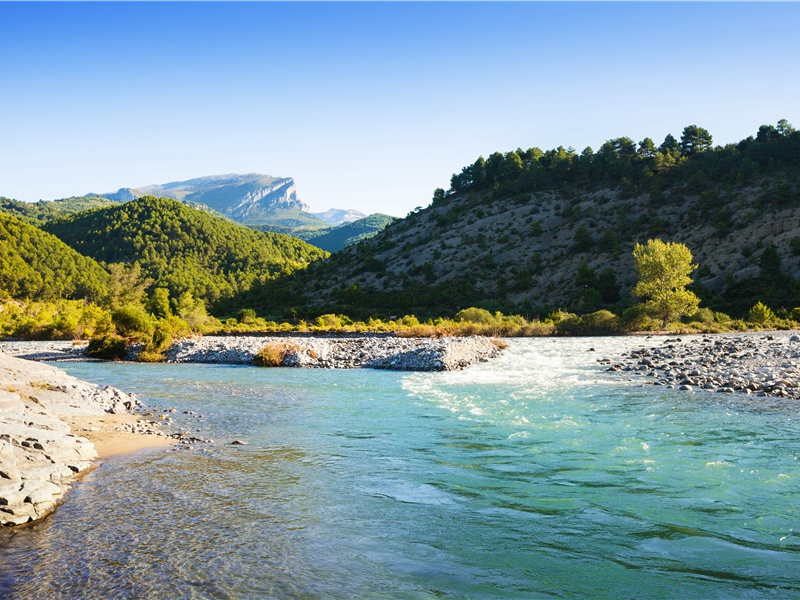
[0,353,139,526]
[163,335,503,370]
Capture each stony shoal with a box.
[164,335,503,370]
[601,331,800,400]
[0,352,139,526]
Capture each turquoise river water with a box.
[1,338,799,599]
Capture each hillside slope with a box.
[43,197,328,306]
[230,122,800,319]
[0,196,118,224]
[0,212,109,302]
[305,214,397,253]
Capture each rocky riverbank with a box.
[164,335,504,370]
[0,352,159,526]
[601,331,800,400]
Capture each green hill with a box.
[228,120,800,319]
[0,196,118,224]
[304,214,398,252]
[0,212,109,302]
[43,196,328,306]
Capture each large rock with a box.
[0,353,138,526]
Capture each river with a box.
[1,338,798,598]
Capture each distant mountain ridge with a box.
[312,208,366,225]
[87,173,393,251]
[92,173,310,226]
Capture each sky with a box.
[1,2,799,217]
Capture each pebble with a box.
[604,332,800,401]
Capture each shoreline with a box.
[602,330,800,401]
[66,414,173,459]
[0,352,171,527]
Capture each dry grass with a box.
[254,342,303,367]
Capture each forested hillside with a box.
[0,212,109,301]
[228,121,800,319]
[43,197,328,306]
[0,196,118,224]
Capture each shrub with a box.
[687,307,715,324]
[791,307,800,322]
[87,334,127,360]
[748,301,775,325]
[455,307,496,325]
[314,314,343,329]
[237,308,257,324]
[621,304,655,331]
[112,304,154,340]
[579,310,620,335]
[254,342,290,367]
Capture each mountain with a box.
[304,214,397,253]
[92,173,310,225]
[0,196,119,224]
[0,211,109,302]
[227,121,800,319]
[312,208,366,225]
[42,196,328,307]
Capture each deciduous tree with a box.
[632,239,700,327]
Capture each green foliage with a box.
[632,239,701,327]
[0,300,112,340]
[236,308,258,323]
[748,301,775,325]
[621,304,655,331]
[572,226,594,252]
[112,304,154,340]
[148,287,172,319]
[0,196,117,224]
[576,310,620,335]
[43,196,328,307]
[0,212,110,302]
[688,307,715,324]
[87,334,128,360]
[305,214,397,253]
[455,307,496,324]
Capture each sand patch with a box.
[67,414,173,458]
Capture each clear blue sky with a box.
[1,2,798,216]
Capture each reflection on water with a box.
[1,339,800,599]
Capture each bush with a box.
[621,304,655,331]
[579,310,620,335]
[237,308,257,324]
[254,342,291,367]
[87,334,127,360]
[791,307,800,322]
[314,314,343,329]
[112,304,154,339]
[748,301,775,325]
[688,307,715,324]
[455,307,496,325]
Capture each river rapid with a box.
[1,337,798,598]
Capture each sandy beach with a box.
[66,414,173,458]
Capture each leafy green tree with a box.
[680,125,713,156]
[748,301,775,324]
[632,239,700,327]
